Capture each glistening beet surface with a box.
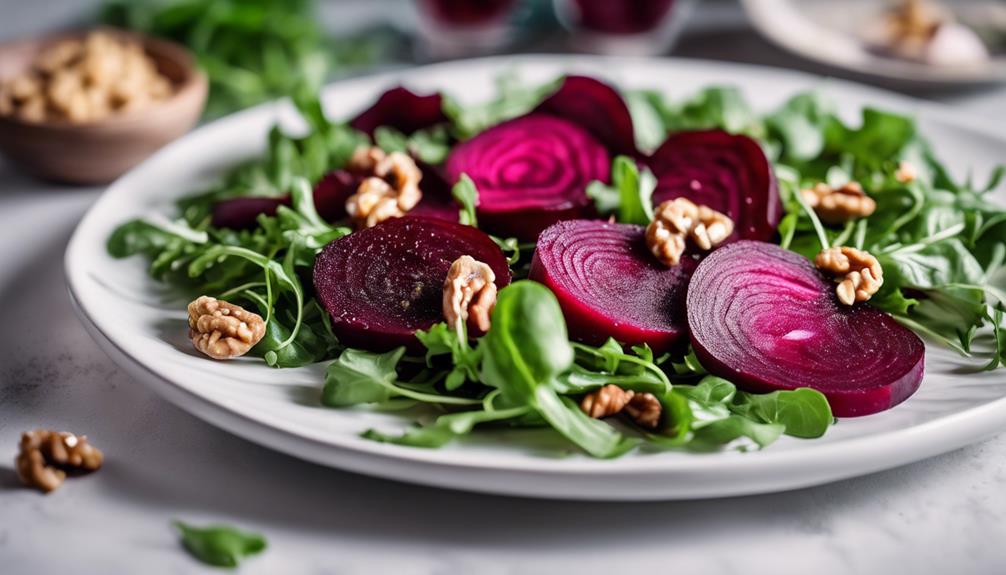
[687,241,925,417]
[648,130,781,242]
[313,217,511,351]
[529,220,696,353]
[349,86,448,137]
[446,114,609,241]
[533,75,639,157]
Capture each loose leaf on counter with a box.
[174,521,266,568]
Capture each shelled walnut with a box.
[345,146,423,228]
[0,30,174,123]
[15,429,103,493]
[580,385,663,430]
[443,255,497,335]
[646,197,734,266]
[187,296,266,360]
[815,246,884,306]
[800,182,877,225]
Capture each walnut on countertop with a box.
[15,429,103,493]
[815,246,884,306]
[443,255,497,336]
[187,296,266,360]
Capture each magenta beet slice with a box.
[446,114,609,241]
[529,220,696,353]
[533,75,638,157]
[314,216,511,351]
[349,86,447,137]
[648,130,782,242]
[211,197,288,230]
[314,170,363,222]
[687,241,925,417]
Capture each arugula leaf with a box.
[173,521,266,568]
[732,388,833,439]
[363,405,532,448]
[587,155,656,224]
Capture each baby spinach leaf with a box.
[733,388,833,439]
[480,281,574,404]
[323,347,404,406]
[173,521,266,568]
[534,387,638,458]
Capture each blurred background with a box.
[3,0,1004,123]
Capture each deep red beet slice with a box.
[446,114,609,241]
[314,216,511,352]
[212,163,459,229]
[211,197,288,230]
[687,241,925,417]
[533,75,638,157]
[648,130,782,242]
[349,86,447,137]
[529,220,696,353]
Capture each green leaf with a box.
[480,281,574,404]
[733,388,833,439]
[534,387,638,458]
[362,405,532,448]
[322,347,405,406]
[173,521,266,568]
[693,416,785,449]
[452,174,479,227]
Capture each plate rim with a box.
[64,54,1006,499]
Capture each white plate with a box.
[66,55,1006,500]
[742,0,1006,88]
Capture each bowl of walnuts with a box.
[0,28,207,184]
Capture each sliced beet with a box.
[648,130,782,243]
[349,86,447,137]
[446,114,609,241]
[211,197,287,230]
[533,75,638,157]
[313,216,511,352]
[211,164,459,230]
[529,220,696,353]
[687,241,925,417]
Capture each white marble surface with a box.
[2,1,1006,573]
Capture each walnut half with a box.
[188,296,266,360]
[800,182,877,225]
[580,384,663,430]
[646,198,734,266]
[815,246,884,306]
[15,429,103,493]
[345,147,423,228]
[443,255,497,336]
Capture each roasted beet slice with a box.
[211,197,288,230]
[349,86,447,137]
[533,75,638,157]
[314,217,511,351]
[687,241,925,417]
[648,130,781,243]
[211,164,458,229]
[529,220,696,353]
[446,114,608,241]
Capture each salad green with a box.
[108,73,1005,458]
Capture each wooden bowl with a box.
[0,30,208,185]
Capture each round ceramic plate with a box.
[66,55,1006,500]
[741,0,1006,88]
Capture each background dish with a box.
[66,55,1006,500]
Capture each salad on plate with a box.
[107,72,1006,458]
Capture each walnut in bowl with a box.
[0,28,207,184]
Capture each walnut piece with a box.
[443,255,497,335]
[16,429,103,493]
[188,296,266,360]
[0,31,174,123]
[895,161,917,184]
[580,385,663,430]
[800,182,877,225]
[344,147,423,228]
[646,198,734,266]
[815,246,884,306]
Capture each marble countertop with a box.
[2,1,1006,573]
